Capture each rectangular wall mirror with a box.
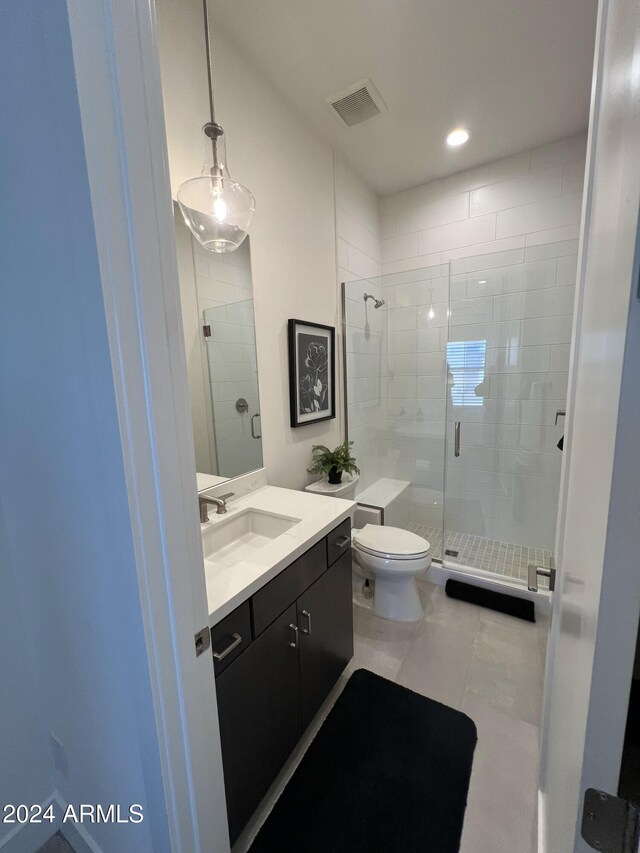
[174,204,263,488]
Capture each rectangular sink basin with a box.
[202,509,301,568]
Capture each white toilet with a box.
[304,474,430,622]
[352,525,431,622]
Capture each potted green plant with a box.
[308,440,360,485]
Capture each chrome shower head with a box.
[364,293,385,309]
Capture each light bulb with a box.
[428,306,435,320]
[177,123,255,253]
[213,194,228,223]
[446,127,471,147]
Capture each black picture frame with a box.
[287,319,336,427]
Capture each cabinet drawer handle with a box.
[300,609,312,635]
[289,623,299,649]
[334,535,351,549]
[212,632,242,661]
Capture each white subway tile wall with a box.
[195,240,263,478]
[381,136,585,268]
[342,135,586,565]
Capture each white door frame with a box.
[64,0,640,849]
[538,0,640,846]
[66,1,229,851]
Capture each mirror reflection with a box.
[174,205,263,487]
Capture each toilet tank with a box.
[304,472,359,501]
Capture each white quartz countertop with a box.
[203,485,355,625]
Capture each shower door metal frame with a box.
[340,282,350,440]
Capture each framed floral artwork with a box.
[287,319,336,427]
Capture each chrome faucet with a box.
[199,492,235,522]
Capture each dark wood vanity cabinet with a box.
[212,520,354,844]
[297,549,353,728]
[215,604,301,841]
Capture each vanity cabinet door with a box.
[215,603,302,844]
[250,539,326,638]
[297,549,354,729]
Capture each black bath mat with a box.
[248,668,477,853]
[446,578,535,622]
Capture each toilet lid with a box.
[353,524,431,560]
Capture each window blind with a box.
[446,340,487,407]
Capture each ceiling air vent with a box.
[325,78,387,128]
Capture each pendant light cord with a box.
[177,0,255,252]
[202,0,216,124]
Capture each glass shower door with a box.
[442,242,577,585]
[343,269,449,562]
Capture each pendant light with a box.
[177,0,255,253]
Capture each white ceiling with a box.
[210,0,598,196]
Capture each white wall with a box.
[335,155,382,284]
[156,1,342,489]
[153,0,210,197]
[212,29,341,488]
[1,3,170,850]
[335,155,386,489]
[0,511,54,852]
[380,135,586,273]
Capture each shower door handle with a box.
[454,421,461,457]
[251,413,261,439]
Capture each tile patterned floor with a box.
[233,581,548,853]
[407,522,553,588]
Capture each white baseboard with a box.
[54,795,103,853]
[0,793,104,853]
[0,794,61,853]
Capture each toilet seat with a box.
[353,524,430,561]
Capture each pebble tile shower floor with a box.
[407,523,552,589]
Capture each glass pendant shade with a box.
[177,124,255,253]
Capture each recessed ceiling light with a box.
[446,127,471,147]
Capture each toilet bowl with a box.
[352,525,431,622]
